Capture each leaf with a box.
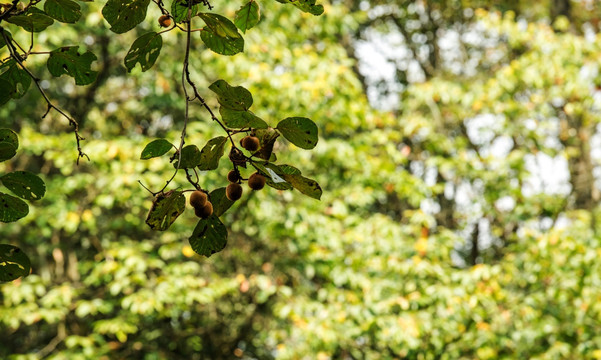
[1,171,45,200]
[200,27,244,56]
[282,174,322,199]
[199,13,244,56]
[140,139,173,159]
[219,107,268,129]
[0,192,29,222]
[264,163,300,190]
[276,117,318,149]
[199,13,242,38]
[145,190,185,231]
[174,145,202,169]
[209,80,253,111]
[253,127,279,160]
[276,0,324,15]
[0,142,17,162]
[171,0,199,23]
[0,80,12,106]
[209,187,235,217]
[124,32,162,72]
[234,1,260,33]
[0,60,31,99]
[198,136,227,171]
[188,215,227,257]
[102,0,150,34]
[5,8,54,32]
[0,129,18,150]
[0,244,30,282]
[47,46,98,85]
[44,0,82,23]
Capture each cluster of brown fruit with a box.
[190,190,213,219]
[224,135,267,201]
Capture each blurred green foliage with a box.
[2,0,601,359]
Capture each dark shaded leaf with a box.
[276,117,318,149]
[253,127,279,160]
[189,215,227,257]
[282,174,322,199]
[145,190,185,231]
[198,137,227,170]
[234,1,260,33]
[209,80,253,111]
[0,142,17,162]
[0,60,31,99]
[140,139,173,159]
[264,163,300,190]
[0,192,29,222]
[209,187,235,217]
[199,13,244,56]
[102,0,150,34]
[219,107,268,129]
[174,145,202,168]
[171,0,199,23]
[1,171,45,200]
[0,129,18,150]
[0,244,30,282]
[124,32,162,72]
[47,46,98,85]
[44,0,81,23]
[5,8,54,32]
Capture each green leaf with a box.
[124,32,162,72]
[0,192,29,222]
[174,145,202,169]
[47,46,98,85]
[234,1,260,33]
[1,171,45,200]
[209,187,235,217]
[188,215,227,257]
[253,127,279,160]
[0,244,30,282]
[209,80,253,111]
[199,13,242,38]
[145,190,185,231]
[0,80,11,106]
[5,8,54,32]
[264,163,300,190]
[282,174,322,199]
[140,139,173,159]
[0,129,18,150]
[219,107,268,129]
[276,117,318,149]
[276,0,324,15]
[200,27,244,56]
[102,0,150,34]
[0,60,31,99]
[198,136,227,171]
[0,142,17,162]
[44,0,82,23]
[199,13,244,56]
[171,0,199,23]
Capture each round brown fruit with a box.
[227,169,240,183]
[226,183,243,201]
[248,172,266,190]
[190,190,207,209]
[158,15,172,28]
[241,136,260,152]
[195,201,213,219]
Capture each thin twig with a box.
[0,28,88,163]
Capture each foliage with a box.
[1,0,601,359]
